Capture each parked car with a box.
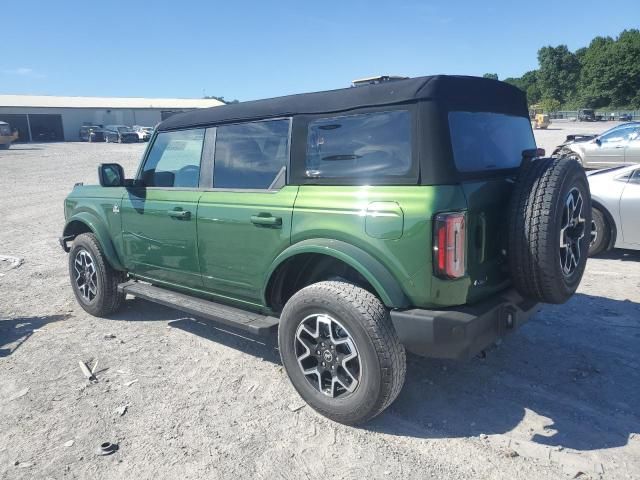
[578,108,596,121]
[0,121,18,149]
[60,75,590,424]
[618,113,633,121]
[104,125,139,143]
[552,122,640,168]
[588,165,640,255]
[133,125,154,141]
[79,125,106,143]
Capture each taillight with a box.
[433,212,466,279]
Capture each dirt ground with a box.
[1,121,638,480]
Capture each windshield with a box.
[448,111,536,172]
[116,126,133,133]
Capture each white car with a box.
[588,165,640,255]
[133,126,154,142]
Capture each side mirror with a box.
[595,138,601,146]
[98,163,125,187]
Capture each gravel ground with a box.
[1,122,639,480]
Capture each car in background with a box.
[133,125,153,141]
[618,113,633,121]
[578,108,596,122]
[79,125,106,143]
[103,125,139,143]
[588,165,640,255]
[552,122,640,169]
[0,121,18,149]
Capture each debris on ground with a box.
[115,405,128,417]
[124,379,138,387]
[78,361,97,382]
[287,403,305,412]
[63,440,74,448]
[95,442,119,456]
[104,333,116,340]
[9,387,30,401]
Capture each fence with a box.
[550,110,640,120]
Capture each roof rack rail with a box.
[351,75,409,87]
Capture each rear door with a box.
[197,119,296,306]
[121,129,205,289]
[448,111,536,300]
[623,128,640,165]
[620,169,640,245]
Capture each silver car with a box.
[554,122,640,169]
[588,165,640,255]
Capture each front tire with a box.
[68,233,125,317]
[278,281,406,425]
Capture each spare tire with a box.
[508,157,591,304]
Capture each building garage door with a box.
[29,114,64,142]
[0,114,29,143]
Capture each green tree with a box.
[539,97,561,113]
[204,95,240,104]
[537,45,580,104]
[483,73,499,80]
[504,70,541,105]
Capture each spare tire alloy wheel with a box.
[295,314,361,398]
[508,157,592,304]
[559,188,586,276]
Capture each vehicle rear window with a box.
[305,110,412,179]
[448,112,535,172]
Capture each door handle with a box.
[250,215,282,227]
[615,145,625,149]
[167,209,191,220]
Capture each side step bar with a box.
[118,281,279,336]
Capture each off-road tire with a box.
[508,157,591,304]
[68,233,125,317]
[589,207,610,257]
[278,281,406,425]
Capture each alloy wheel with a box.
[559,188,586,276]
[74,249,98,301]
[294,314,361,398]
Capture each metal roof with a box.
[0,95,224,109]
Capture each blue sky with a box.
[2,0,636,101]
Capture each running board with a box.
[118,281,279,336]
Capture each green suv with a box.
[60,76,591,424]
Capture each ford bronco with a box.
[60,75,591,424]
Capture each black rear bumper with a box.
[390,289,539,360]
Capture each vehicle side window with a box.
[213,119,290,189]
[600,126,637,143]
[631,169,640,184]
[140,129,205,188]
[305,110,412,179]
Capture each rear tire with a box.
[589,208,611,256]
[278,281,406,425]
[508,157,591,304]
[68,233,125,317]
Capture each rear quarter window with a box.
[449,112,535,172]
[305,110,412,180]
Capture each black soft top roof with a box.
[158,75,528,131]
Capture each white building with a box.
[0,95,224,142]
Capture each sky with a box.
[1,0,637,101]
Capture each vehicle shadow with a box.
[592,248,640,262]
[0,314,69,357]
[112,298,281,363]
[367,292,640,452]
[111,293,639,452]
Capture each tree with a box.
[539,97,561,113]
[483,73,499,80]
[204,95,240,104]
[504,70,541,105]
[537,45,580,104]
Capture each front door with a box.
[584,125,638,167]
[197,119,296,306]
[121,128,206,289]
[620,169,640,246]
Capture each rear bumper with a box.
[390,289,539,360]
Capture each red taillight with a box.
[433,212,466,279]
